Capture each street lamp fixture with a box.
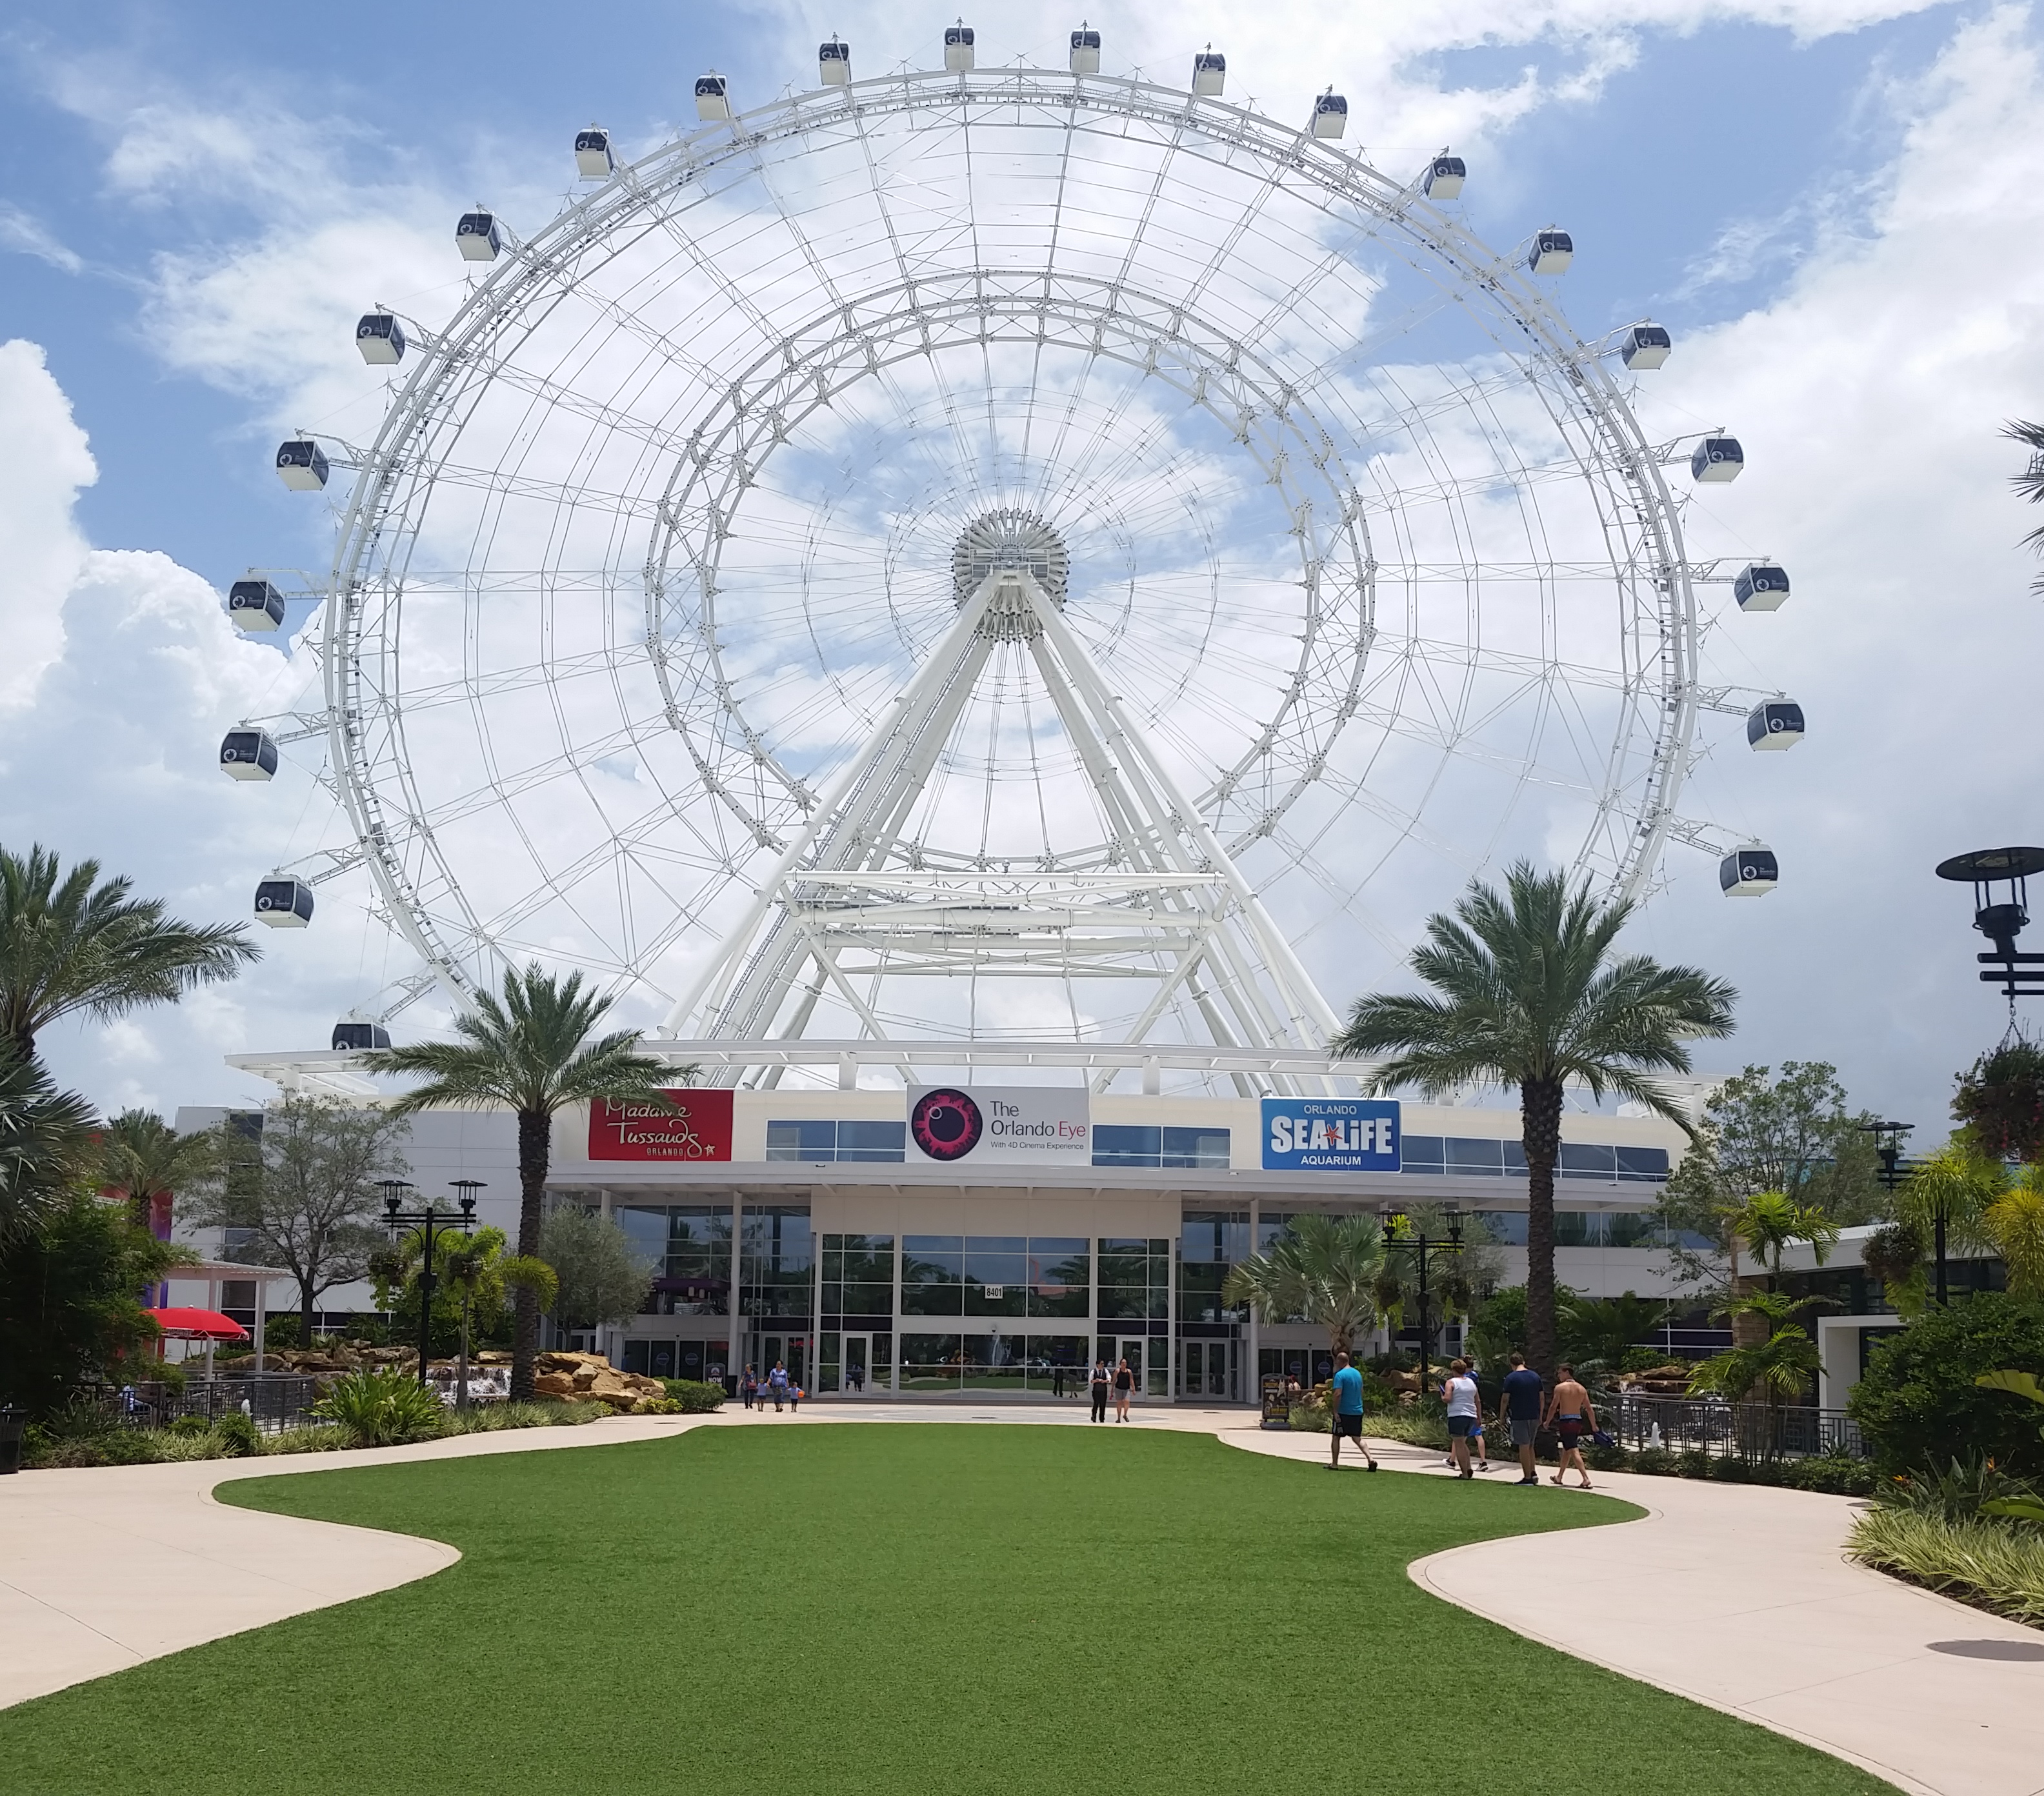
[1935,846,2044,1004]
[381,1181,478,1384]
[1378,1202,1465,1396]
[1855,1120,1915,1193]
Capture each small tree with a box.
[1221,1212,1387,1362]
[1687,1288,1824,1453]
[537,1206,657,1336]
[1724,1189,1840,1290]
[1655,1062,1885,1297]
[1897,1143,2003,1306]
[429,1227,557,1407]
[1850,1292,2044,1479]
[96,1109,221,1237]
[1559,1291,1670,1377]
[0,1189,192,1415]
[1984,1175,2044,1298]
[181,1095,412,1341]
[361,964,685,1399]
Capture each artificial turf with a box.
[1,1424,1892,1795]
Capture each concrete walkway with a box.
[4,1404,2042,1796]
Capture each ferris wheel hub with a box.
[951,510,1070,641]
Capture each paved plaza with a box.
[3,1407,2040,1795]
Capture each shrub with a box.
[1784,1452,1876,1497]
[1872,1454,2040,1524]
[310,1368,447,1448]
[1359,1410,1447,1448]
[1849,1508,2044,1626]
[263,1425,354,1455]
[661,1379,727,1413]
[1677,1449,1714,1480]
[212,1409,263,1457]
[1289,1404,1332,1433]
[1630,1446,1676,1476]
[1849,1294,2044,1480]
[1583,1441,1630,1472]
[24,1424,164,1468]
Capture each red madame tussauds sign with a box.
[587,1090,734,1161]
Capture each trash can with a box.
[0,1404,25,1475]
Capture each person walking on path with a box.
[767,1361,789,1413]
[1113,1356,1136,1422]
[1500,1352,1544,1484]
[741,1364,757,1412]
[1442,1358,1485,1479]
[1090,1358,1110,1422]
[1327,1350,1379,1472]
[1544,1362,1597,1490]
[788,1380,801,1415]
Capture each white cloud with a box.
[0,341,94,712]
[0,204,83,274]
[1621,3,2044,1128]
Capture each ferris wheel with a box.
[228,28,1798,1061]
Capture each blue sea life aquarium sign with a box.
[1261,1098,1402,1172]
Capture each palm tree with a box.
[1222,1212,1387,1364]
[1983,1172,2044,1298]
[1559,1290,1669,1377]
[97,1109,222,1237]
[1688,1288,1824,1456]
[1898,1143,2003,1305]
[2008,419,2044,592]
[0,845,261,1063]
[1334,862,1736,1381]
[436,1226,557,1409]
[0,1048,97,1247]
[361,964,686,1400]
[1720,1190,1839,1339]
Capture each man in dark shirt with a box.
[1499,1352,1544,1485]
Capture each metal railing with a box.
[1613,1392,1864,1461]
[88,1375,325,1435]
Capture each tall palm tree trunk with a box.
[512,1108,551,1401]
[1521,1074,1563,1379]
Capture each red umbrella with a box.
[146,1308,250,1342]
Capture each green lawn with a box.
[1,1425,1891,1795]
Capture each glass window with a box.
[739,1205,813,1319]
[899,1333,963,1391]
[766,1119,837,1162]
[1161,1127,1230,1168]
[965,1239,1028,1317]
[1559,1142,1618,1180]
[1025,1334,1090,1392]
[1400,1135,1446,1173]
[1096,1237,1168,1321]
[1447,1137,1505,1175]
[1469,1210,1528,1245]
[1027,1238,1088,1318]
[963,1331,1028,1392]
[1606,1211,1658,1248]
[1092,1124,1160,1166]
[1553,1210,1596,1246]
[1616,1145,1671,1182]
[819,1233,895,1322]
[902,1235,965,1315]
[766,1118,907,1163]
[838,1119,907,1162]
[1503,1141,1527,1175]
[1092,1126,1230,1168]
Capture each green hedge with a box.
[1848,1294,2044,1481]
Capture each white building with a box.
[180,1046,1703,1402]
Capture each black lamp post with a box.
[381,1181,477,1384]
[1857,1119,1916,1194]
[1378,1204,1465,1396]
[1935,846,2044,1005]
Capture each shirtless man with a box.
[1543,1362,1597,1490]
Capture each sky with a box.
[3,0,2042,1142]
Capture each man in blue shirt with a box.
[1499,1352,1544,1485]
[1327,1350,1378,1472]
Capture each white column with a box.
[1247,1198,1261,1409]
[727,1195,744,1388]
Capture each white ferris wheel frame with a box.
[298,64,1710,1050]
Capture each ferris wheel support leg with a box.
[1028,590,1342,1049]
[659,581,1005,1036]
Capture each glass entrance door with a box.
[843,1333,870,1397]
[1117,1337,1147,1403]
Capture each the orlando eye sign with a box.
[1260,1097,1401,1172]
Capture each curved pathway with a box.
[5,1404,2042,1796]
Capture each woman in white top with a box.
[1442,1359,1484,1480]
